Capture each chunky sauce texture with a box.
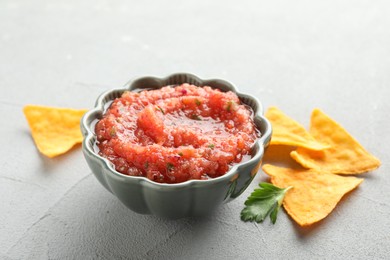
[95,84,259,183]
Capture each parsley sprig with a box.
[241,182,292,224]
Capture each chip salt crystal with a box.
[265,106,330,151]
[290,109,381,174]
[262,164,363,226]
[23,105,87,158]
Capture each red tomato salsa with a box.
[95,84,260,183]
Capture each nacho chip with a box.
[265,106,329,151]
[262,164,363,226]
[23,105,87,158]
[291,109,381,174]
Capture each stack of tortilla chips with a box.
[264,107,381,226]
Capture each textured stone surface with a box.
[1,0,389,259]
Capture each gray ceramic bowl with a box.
[81,73,272,219]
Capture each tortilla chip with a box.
[23,105,87,158]
[291,109,381,174]
[262,164,363,226]
[265,106,329,151]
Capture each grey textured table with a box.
[1,0,389,259]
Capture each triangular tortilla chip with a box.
[265,106,329,151]
[262,164,363,226]
[291,109,381,174]
[23,105,87,158]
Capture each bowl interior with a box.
[82,73,271,187]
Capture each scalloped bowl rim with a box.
[81,73,272,189]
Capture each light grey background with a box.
[1,0,389,259]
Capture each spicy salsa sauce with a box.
[95,84,260,183]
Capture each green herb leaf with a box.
[191,114,202,121]
[109,127,116,137]
[166,162,174,172]
[241,182,292,224]
[195,99,201,106]
[208,144,215,149]
[226,100,235,112]
[156,106,165,114]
